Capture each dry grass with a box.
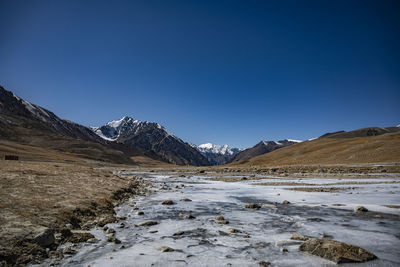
[233,132,400,166]
[0,159,144,264]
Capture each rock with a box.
[299,238,377,263]
[67,232,95,243]
[179,213,195,219]
[62,246,76,255]
[107,236,121,244]
[243,234,250,238]
[60,228,72,239]
[227,228,241,233]
[161,200,174,205]
[214,216,229,224]
[138,220,158,226]
[307,217,323,222]
[97,216,117,227]
[34,229,55,248]
[244,203,261,210]
[136,211,144,215]
[158,246,175,252]
[354,206,368,212]
[106,228,115,234]
[218,230,230,236]
[282,248,288,252]
[103,226,109,231]
[149,230,158,233]
[291,233,309,241]
[180,198,192,202]
[173,231,185,236]
[282,200,291,205]
[257,261,271,266]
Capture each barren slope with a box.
[232,132,400,166]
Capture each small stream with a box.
[45,172,400,266]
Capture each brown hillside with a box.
[232,132,400,166]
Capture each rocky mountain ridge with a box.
[194,143,242,165]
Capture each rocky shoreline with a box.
[0,161,152,267]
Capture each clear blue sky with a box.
[1,0,399,148]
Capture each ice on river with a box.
[39,172,400,267]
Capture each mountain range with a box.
[193,143,242,165]
[1,85,399,166]
[228,139,301,163]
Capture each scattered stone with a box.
[173,231,185,236]
[218,230,230,236]
[149,230,158,233]
[118,223,125,228]
[60,228,72,239]
[199,170,206,174]
[291,233,310,241]
[282,200,291,205]
[103,226,109,231]
[34,229,55,248]
[158,246,175,252]
[354,206,368,212]
[214,216,229,224]
[138,220,158,226]
[257,261,271,266]
[107,236,121,244]
[97,216,117,227]
[67,232,95,243]
[307,217,323,222]
[282,248,288,252]
[244,203,261,210]
[106,228,115,234]
[227,228,241,233]
[62,246,76,255]
[243,234,250,238]
[136,211,144,215]
[161,200,175,205]
[332,203,345,206]
[180,198,192,202]
[179,213,195,219]
[299,238,377,263]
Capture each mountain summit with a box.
[91,117,209,166]
[194,143,241,165]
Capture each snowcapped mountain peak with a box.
[197,143,240,155]
[194,143,242,165]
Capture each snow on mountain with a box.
[91,116,209,166]
[197,143,240,156]
[194,143,242,165]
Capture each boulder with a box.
[290,233,309,241]
[282,200,291,205]
[34,229,55,248]
[161,200,174,205]
[299,238,377,263]
[354,206,368,212]
[244,203,261,209]
[158,246,175,252]
[138,220,158,226]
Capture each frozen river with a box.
[45,172,400,266]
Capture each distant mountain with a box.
[320,127,400,139]
[228,139,301,163]
[91,117,210,166]
[232,127,400,166]
[0,86,133,164]
[0,86,208,166]
[194,143,242,165]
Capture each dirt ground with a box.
[0,160,150,266]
